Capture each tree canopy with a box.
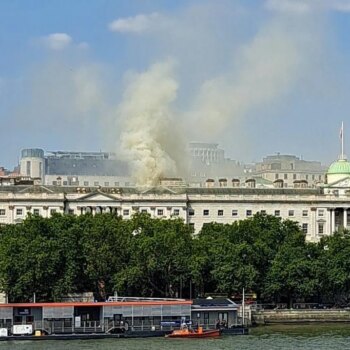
[0,212,348,305]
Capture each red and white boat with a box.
[165,326,220,338]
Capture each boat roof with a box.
[0,300,192,308]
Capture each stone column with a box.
[344,208,348,229]
[9,205,14,224]
[327,209,331,235]
[331,209,336,234]
[310,207,317,241]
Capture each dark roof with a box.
[0,185,323,196]
[192,298,236,307]
[185,187,321,196]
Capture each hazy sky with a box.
[1,0,350,169]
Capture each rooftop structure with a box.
[16,146,332,189]
[326,158,350,184]
[254,153,326,188]
[188,142,244,184]
[19,148,131,187]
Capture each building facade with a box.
[19,149,132,187]
[18,147,327,189]
[1,155,350,242]
[188,142,245,184]
[254,154,326,188]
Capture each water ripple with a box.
[2,325,350,350]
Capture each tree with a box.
[0,215,63,301]
[315,230,350,305]
[264,230,318,307]
[114,213,193,298]
[81,213,133,300]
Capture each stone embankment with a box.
[252,309,350,325]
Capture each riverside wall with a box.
[252,309,350,325]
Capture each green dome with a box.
[327,159,350,175]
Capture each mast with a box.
[340,121,344,160]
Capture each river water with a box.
[2,324,350,349]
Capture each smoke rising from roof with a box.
[113,10,322,185]
[5,1,350,176]
[117,60,185,186]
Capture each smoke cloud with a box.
[265,0,350,14]
[4,1,348,176]
[112,7,321,185]
[189,19,308,140]
[117,61,184,186]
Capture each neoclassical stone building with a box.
[1,157,350,242]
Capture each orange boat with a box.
[165,326,221,338]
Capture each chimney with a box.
[232,178,240,187]
[219,178,227,187]
[205,179,215,188]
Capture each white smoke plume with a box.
[4,1,344,172]
[189,19,311,140]
[113,8,322,185]
[118,61,184,186]
[265,0,350,14]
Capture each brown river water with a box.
[1,324,350,349]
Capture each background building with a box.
[253,153,326,188]
[1,154,350,242]
[19,149,132,187]
[18,147,327,190]
[187,142,245,185]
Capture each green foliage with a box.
[0,211,348,305]
[263,231,319,306]
[114,213,193,298]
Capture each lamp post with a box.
[242,253,247,328]
[242,288,245,327]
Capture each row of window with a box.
[302,223,325,235]
[51,181,130,187]
[188,209,311,217]
[11,208,180,217]
[0,208,181,217]
[78,208,179,217]
[139,209,180,216]
[0,207,326,235]
[10,209,57,216]
[0,207,327,219]
[122,209,180,216]
[274,174,323,180]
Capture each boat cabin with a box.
[191,298,238,329]
[0,299,192,335]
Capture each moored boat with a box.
[165,326,220,338]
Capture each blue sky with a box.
[1,0,350,170]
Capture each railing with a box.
[74,321,104,333]
[28,320,105,334]
[106,296,186,302]
[253,303,336,311]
